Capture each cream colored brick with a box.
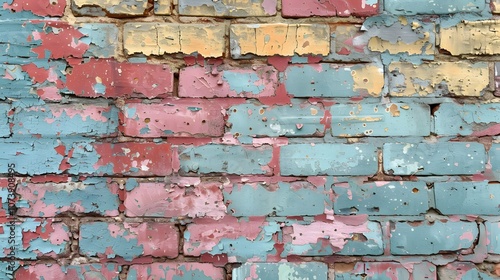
[231,24,330,57]
[440,20,500,55]
[178,0,276,17]
[73,0,148,15]
[389,61,489,97]
[492,0,500,13]
[154,0,172,15]
[124,23,225,57]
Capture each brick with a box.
[80,222,179,260]
[435,182,500,215]
[389,61,489,97]
[66,58,174,99]
[154,0,171,15]
[330,103,431,137]
[77,23,119,58]
[16,264,121,280]
[183,216,279,261]
[12,104,119,137]
[434,103,500,136]
[333,181,429,215]
[280,143,378,176]
[224,181,331,217]
[335,262,436,279]
[124,180,226,219]
[441,21,500,56]
[179,0,276,17]
[128,263,225,280]
[365,16,435,57]
[384,0,486,15]
[493,0,500,13]
[491,144,500,181]
[178,144,273,175]
[0,219,70,259]
[284,63,384,98]
[486,222,500,254]
[227,102,326,137]
[120,101,225,138]
[327,25,375,62]
[123,23,225,57]
[72,0,148,16]
[0,103,10,137]
[283,219,383,256]
[3,0,66,16]
[17,178,120,217]
[230,24,330,57]
[233,262,327,280]
[178,65,278,98]
[383,142,486,175]
[439,262,496,279]
[390,221,478,255]
[282,0,377,17]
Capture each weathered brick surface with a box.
[3,0,500,278]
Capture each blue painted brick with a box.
[435,182,500,215]
[78,23,119,58]
[486,221,500,254]
[384,0,487,15]
[383,142,486,175]
[0,103,10,137]
[331,103,431,137]
[232,262,327,280]
[280,143,378,176]
[490,144,500,181]
[391,221,478,255]
[224,181,330,217]
[227,103,326,137]
[333,181,429,215]
[284,63,384,98]
[179,144,273,175]
[434,103,500,136]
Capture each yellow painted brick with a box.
[440,20,500,55]
[389,61,489,97]
[154,0,172,15]
[178,0,276,17]
[352,64,384,97]
[73,0,148,15]
[231,24,330,56]
[124,23,225,57]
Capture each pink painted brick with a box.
[124,180,226,219]
[120,100,225,137]
[128,263,225,279]
[282,0,378,17]
[66,58,174,99]
[178,65,278,98]
[16,263,121,280]
[3,0,66,16]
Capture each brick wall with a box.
[1,0,500,279]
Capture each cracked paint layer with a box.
[284,63,384,97]
[128,263,225,280]
[282,0,378,17]
[124,180,226,219]
[280,143,378,176]
[230,24,330,57]
[227,102,326,137]
[441,20,500,55]
[330,103,431,137]
[388,61,489,97]
[179,65,278,98]
[179,0,276,17]
[434,103,500,136]
[384,0,486,15]
[383,142,486,175]
[79,222,179,261]
[434,182,500,215]
[391,221,478,255]
[121,100,225,137]
[333,181,429,215]
[72,0,148,16]
[233,262,327,280]
[123,23,225,57]
[439,262,498,279]
[16,264,121,279]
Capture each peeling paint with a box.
[179,0,276,17]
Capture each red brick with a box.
[16,264,121,280]
[3,0,66,16]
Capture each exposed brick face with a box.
[1,0,500,279]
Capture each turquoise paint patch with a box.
[125,179,139,191]
[0,103,10,137]
[491,144,500,181]
[222,71,264,95]
[92,83,106,94]
[338,222,384,256]
[232,262,328,280]
[384,0,486,15]
[434,103,500,136]
[280,143,378,176]
[383,142,486,175]
[80,222,143,261]
[179,144,273,175]
[434,182,500,215]
[228,103,324,137]
[78,24,119,58]
[224,182,328,216]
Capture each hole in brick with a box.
[412,188,419,193]
[202,120,206,124]
[144,118,150,123]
